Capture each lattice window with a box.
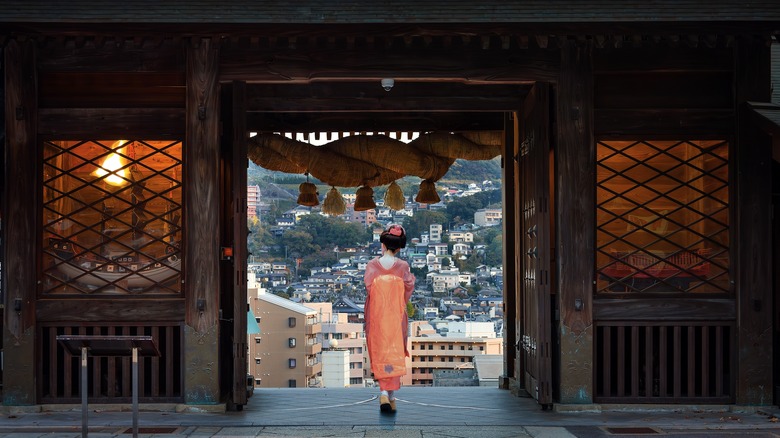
[42,140,183,295]
[596,140,729,294]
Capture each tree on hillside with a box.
[446,195,483,225]
[402,210,448,240]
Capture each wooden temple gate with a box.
[1,3,778,409]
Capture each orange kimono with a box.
[364,257,415,391]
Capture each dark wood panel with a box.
[594,72,732,109]
[594,108,733,136]
[246,83,528,112]
[593,298,736,321]
[39,72,185,108]
[185,37,220,330]
[555,39,595,403]
[37,39,184,72]
[593,47,733,73]
[220,47,559,84]
[4,38,38,335]
[501,112,517,384]
[248,112,504,133]
[734,35,773,405]
[39,108,185,138]
[36,299,184,322]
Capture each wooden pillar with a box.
[3,38,38,406]
[556,39,595,404]
[183,37,221,405]
[501,112,518,390]
[735,35,772,405]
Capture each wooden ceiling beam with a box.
[220,46,559,84]
[247,112,504,133]
[245,83,529,112]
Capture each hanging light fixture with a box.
[93,140,129,186]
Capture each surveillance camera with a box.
[381,78,394,91]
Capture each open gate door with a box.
[219,81,250,409]
[517,83,553,407]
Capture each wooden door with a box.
[518,83,553,406]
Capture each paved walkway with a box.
[0,387,778,437]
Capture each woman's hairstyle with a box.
[380,224,406,251]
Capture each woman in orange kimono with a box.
[364,224,415,413]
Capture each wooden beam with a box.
[37,299,185,322]
[185,37,220,330]
[556,38,595,404]
[247,112,504,133]
[501,112,518,389]
[3,38,38,405]
[593,299,736,321]
[184,36,221,405]
[220,47,559,84]
[734,35,773,406]
[594,109,733,137]
[39,108,185,138]
[38,72,185,108]
[245,83,529,112]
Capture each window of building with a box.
[42,139,183,295]
[289,337,296,348]
[350,377,363,385]
[479,346,484,351]
[440,345,445,350]
[288,379,296,388]
[421,356,426,362]
[428,356,433,361]
[254,337,262,344]
[596,140,730,294]
[255,358,261,364]
[440,357,445,362]
[255,378,261,385]
[449,357,454,362]
[255,317,261,324]
[448,345,453,350]
[461,358,465,362]
[460,346,465,350]
[289,358,297,368]
[288,317,297,328]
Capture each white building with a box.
[321,347,350,388]
[448,231,473,243]
[474,208,502,227]
[446,321,497,338]
[429,223,443,243]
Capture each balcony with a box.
[306,361,322,376]
[305,322,322,335]
[306,342,322,355]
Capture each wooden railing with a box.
[594,322,733,403]
[39,323,183,403]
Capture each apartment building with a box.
[408,336,503,386]
[247,184,260,218]
[473,208,502,227]
[249,290,323,388]
[305,303,367,387]
[429,223,443,242]
[448,231,474,243]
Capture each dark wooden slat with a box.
[594,108,733,136]
[48,327,58,397]
[688,327,695,396]
[185,37,220,330]
[593,299,735,321]
[39,108,185,138]
[702,325,710,397]
[166,327,175,397]
[716,326,723,396]
[152,326,160,397]
[659,326,667,397]
[63,327,73,397]
[631,326,639,397]
[122,326,131,396]
[603,327,611,396]
[556,38,595,403]
[645,326,652,398]
[617,327,625,397]
[37,40,184,72]
[107,326,116,398]
[673,326,681,398]
[37,299,185,322]
[501,112,517,387]
[220,46,559,84]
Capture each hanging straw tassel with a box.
[415,179,440,204]
[354,185,376,211]
[297,181,320,206]
[322,187,346,216]
[384,181,405,211]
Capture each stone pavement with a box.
[0,387,778,437]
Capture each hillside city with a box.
[246,164,505,389]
